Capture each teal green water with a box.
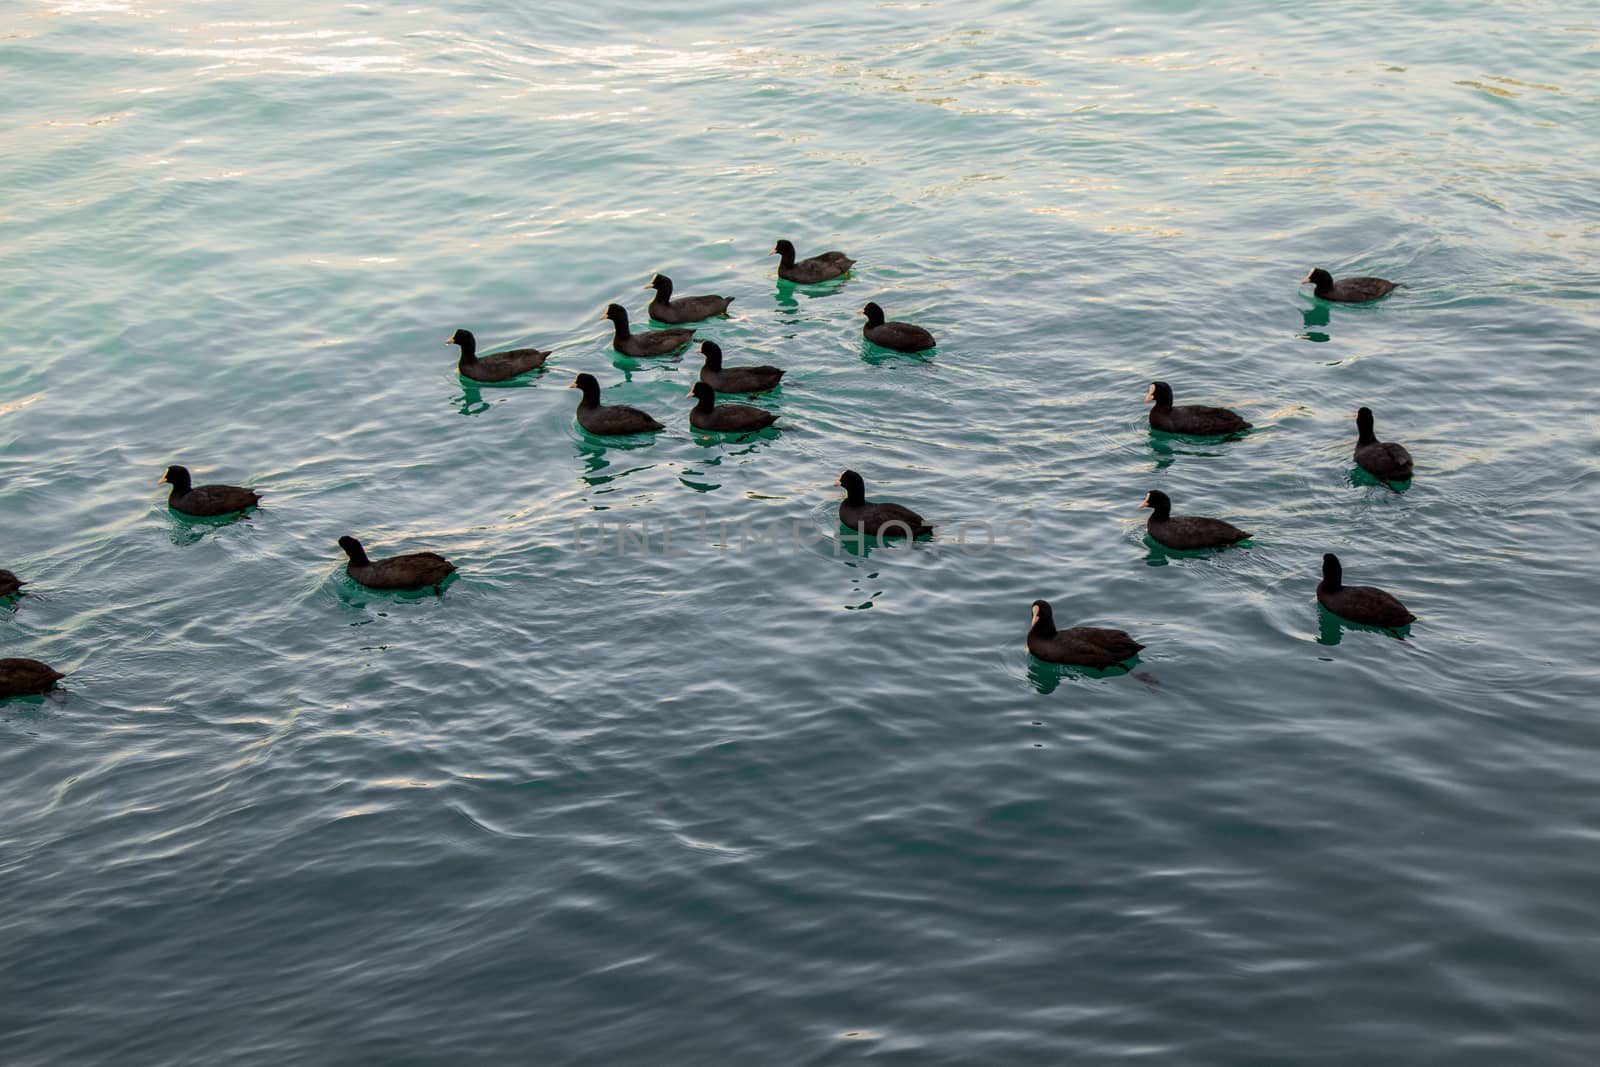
[4,1,1599,1062]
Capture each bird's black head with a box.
[861,302,885,326]
[647,274,672,297]
[161,465,191,491]
[1303,267,1334,289]
[1141,489,1171,518]
[688,381,716,408]
[1147,381,1174,406]
[772,239,796,263]
[1030,599,1056,632]
[337,535,366,563]
[603,303,629,326]
[447,328,474,349]
[700,340,723,367]
[1356,406,1375,430]
[570,372,601,404]
[1321,552,1343,588]
[835,469,866,501]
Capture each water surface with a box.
[3,1,1599,1063]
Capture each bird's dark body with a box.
[1317,554,1415,628]
[1147,381,1251,437]
[451,329,548,382]
[688,383,778,433]
[1354,407,1413,482]
[339,536,455,591]
[698,341,783,394]
[773,240,854,284]
[647,274,734,324]
[572,373,664,436]
[861,302,935,352]
[1027,601,1144,668]
[163,466,259,517]
[1142,490,1249,551]
[0,569,24,598]
[604,304,694,358]
[1304,268,1399,303]
[836,470,933,538]
[0,658,64,698]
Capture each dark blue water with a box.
[3,1,1598,1062]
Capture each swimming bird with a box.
[1141,489,1249,551]
[604,303,694,358]
[861,302,936,352]
[570,373,664,436]
[162,465,260,517]
[338,536,456,591]
[687,382,779,433]
[1147,381,1252,436]
[772,239,854,284]
[448,328,549,382]
[836,470,934,538]
[1317,553,1415,628]
[1353,407,1413,482]
[1027,600,1145,668]
[646,274,733,324]
[0,658,63,698]
[1302,268,1399,303]
[0,569,24,598]
[698,341,784,394]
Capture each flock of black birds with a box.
[1027,266,1417,668]
[0,248,1418,698]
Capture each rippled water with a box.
[4,0,1598,1062]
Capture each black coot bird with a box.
[772,239,854,283]
[688,382,779,433]
[0,658,64,698]
[1303,268,1399,303]
[836,470,934,538]
[861,302,935,352]
[570,373,664,436]
[0,569,24,598]
[1027,600,1145,668]
[646,274,734,324]
[338,536,455,591]
[1354,406,1413,482]
[1317,553,1415,628]
[603,304,694,358]
[1147,381,1252,436]
[1141,489,1249,551]
[698,341,784,394]
[162,465,260,517]
[448,328,549,382]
